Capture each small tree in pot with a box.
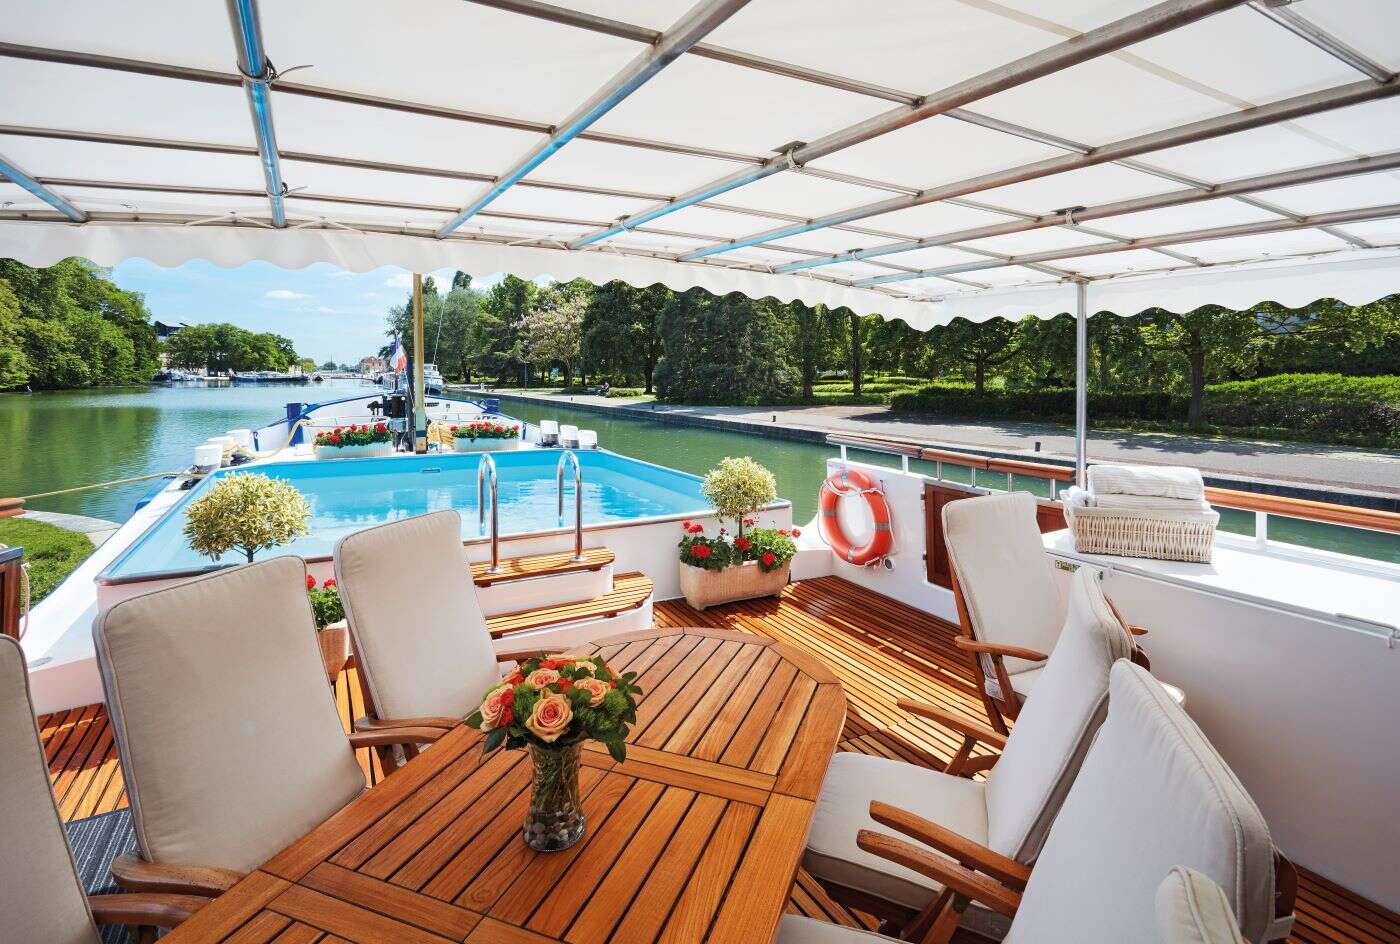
[183,472,312,564]
[679,458,795,609]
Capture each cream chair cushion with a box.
[1005,661,1277,944]
[943,492,1065,677]
[805,751,989,910]
[982,566,1133,861]
[1157,867,1247,944]
[777,915,892,943]
[0,636,100,944]
[94,556,366,874]
[334,509,501,721]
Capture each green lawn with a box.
[0,517,95,603]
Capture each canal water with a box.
[2,381,1395,564]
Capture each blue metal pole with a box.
[225,0,287,227]
[0,152,86,222]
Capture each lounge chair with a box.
[0,635,208,942]
[943,491,1150,731]
[777,868,1250,944]
[92,557,437,887]
[783,660,1296,943]
[334,510,541,769]
[803,566,1134,935]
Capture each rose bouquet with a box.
[467,655,641,760]
[467,654,642,851]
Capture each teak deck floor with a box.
[38,576,1398,944]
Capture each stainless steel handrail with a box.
[557,449,584,562]
[476,452,500,573]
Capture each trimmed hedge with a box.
[1201,400,1400,444]
[889,386,1184,421]
[1207,373,1400,405]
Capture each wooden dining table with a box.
[161,627,846,943]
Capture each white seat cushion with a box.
[1005,662,1276,944]
[335,509,501,722]
[0,637,99,944]
[777,915,892,943]
[1157,867,1247,944]
[804,752,988,911]
[1007,666,1041,700]
[95,556,367,874]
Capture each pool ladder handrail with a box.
[476,452,500,574]
[557,449,584,562]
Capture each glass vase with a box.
[524,741,585,852]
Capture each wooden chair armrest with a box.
[1127,624,1148,636]
[353,715,459,732]
[896,698,1007,752]
[869,801,1030,889]
[110,853,242,896]
[88,892,210,929]
[856,830,1021,918]
[348,725,454,749]
[953,637,1049,662]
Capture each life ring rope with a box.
[818,467,895,567]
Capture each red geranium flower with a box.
[681,520,692,530]
[691,544,712,559]
[733,536,751,552]
[323,578,336,589]
[376,422,388,433]
[791,527,801,537]
[330,434,342,445]
[334,427,343,434]
[761,552,777,567]
[688,523,704,534]
[743,517,756,527]
[306,573,316,590]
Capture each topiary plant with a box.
[182,472,312,564]
[700,457,777,536]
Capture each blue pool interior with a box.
[101,449,721,581]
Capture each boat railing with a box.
[557,449,584,562]
[826,432,1400,557]
[476,453,501,574]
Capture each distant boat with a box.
[231,371,310,385]
[312,372,325,383]
[374,364,443,394]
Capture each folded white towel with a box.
[1087,464,1205,501]
[1062,485,1092,508]
[1090,493,1212,512]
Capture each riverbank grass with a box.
[0,517,95,603]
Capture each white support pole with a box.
[412,273,427,454]
[1075,281,1089,488]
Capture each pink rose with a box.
[527,668,561,688]
[478,685,514,730]
[570,659,598,675]
[525,693,573,742]
[574,677,610,707]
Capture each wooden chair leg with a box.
[904,887,953,941]
[916,892,969,944]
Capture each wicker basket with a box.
[1064,502,1219,563]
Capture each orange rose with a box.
[574,677,610,707]
[478,685,513,730]
[525,693,573,742]
[527,668,561,688]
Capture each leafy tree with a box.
[524,283,587,385]
[319,360,337,371]
[581,281,668,392]
[655,290,795,404]
[784,300,838,399]
[0,279,31,389]
[1140,306,1259,428]
[19,319,88,388]
[473,275,535,383]
[843,309,866,395]
[928,318,1019,393]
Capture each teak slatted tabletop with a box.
[161,627,846,944]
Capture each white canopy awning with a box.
[2,0,1399,325]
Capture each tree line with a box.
[384,272,1399,427]
[165,323,312,375]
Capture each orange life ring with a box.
[818,467,894,566]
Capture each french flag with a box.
[389,335,408,374]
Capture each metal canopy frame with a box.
[0,0,1396,305]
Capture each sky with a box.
[109,260,505,365]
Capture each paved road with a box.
[486,390,1400,498]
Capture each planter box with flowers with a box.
[313,422,393,459]
[307,574,350,682]
[466,655,642,852]
[452,420,521,452]
[677,457,796,609]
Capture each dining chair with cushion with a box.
[333,509,544,768]
[0,635,208,943]
[93,556,439,893]
[803,566,1134,937]
[789,660,1295,944]
[776,867,1252,944]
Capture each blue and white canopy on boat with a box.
[2,0,1399,327]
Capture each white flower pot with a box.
[314,442,394,459]
[679,560,790,610]
[453,437,520,453]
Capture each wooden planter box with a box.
[314,443,393,459]
[679,561,790,610]
[452,437,520,453]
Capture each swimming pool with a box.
[100,449,715,582]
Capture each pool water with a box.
[101,448,714,581]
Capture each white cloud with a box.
[384,273,413,288]
[315,306,336,314]
[264,289,309,300]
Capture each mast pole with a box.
[412,273,427,454]
[1074,280,1089,488]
